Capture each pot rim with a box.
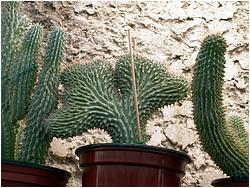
[75,143,191,163]
[211,177,249,185]
[1,160,71,177]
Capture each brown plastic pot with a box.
[1,160,71,187]
[75,143,191,187]
[211,177,249,187]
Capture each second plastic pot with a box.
[1,160,71,187]
[75,143,191,187]
[211,177,249,187]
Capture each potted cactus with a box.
[1,2,71,186]
[192,35,249,187]
[46,46,192,186]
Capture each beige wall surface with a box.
[21,1,249,186]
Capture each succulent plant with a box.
[47,55,189,143]
[2,1,30,160]
[1,1,65,164]
[18,28,64,164]
[191,35,249,177]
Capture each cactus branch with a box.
[192,35,249,177]
[18,28,65,164]
[228,115,249,152]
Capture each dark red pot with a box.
[211,177,249,187]
[75,143,191,187]
[1,160,71,187]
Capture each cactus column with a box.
[1,2,42,160]
[18,28,65,164]
[192,35,249,177]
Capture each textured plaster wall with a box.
[21,1,249,187]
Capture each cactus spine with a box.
[48,55,188,143]
[191,35,249,177]
[1,1,65,165]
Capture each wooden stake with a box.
[128,29,142,142]
[132,37,136,52]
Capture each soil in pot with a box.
[75,143,191,187]
[1,160,71,187]
[211,177,249,187]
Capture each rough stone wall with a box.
[20,1,249,187]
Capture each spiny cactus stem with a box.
[192,35,248,177]
[128,29,141,142]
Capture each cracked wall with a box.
[20,1,249,186]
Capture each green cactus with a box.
[1,1,39,160]
[47,55,188,143]
[191,35,249,177]
[1,1,65,165]
[18,28,65,164]
[228,115,249,151]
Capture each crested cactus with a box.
[1,1,65,165]
[191,35,249,177]
[47,55,188,143]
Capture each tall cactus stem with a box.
[18,28,65,164]
[191,35,249,177]
[1,1,30,160]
